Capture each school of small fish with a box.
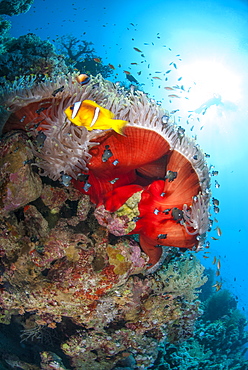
[49,12,225,293]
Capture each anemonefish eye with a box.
[71,101,82,119]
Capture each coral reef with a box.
[56,35,114,78]
[0,17,11,54]
[201,288,238,322]
[0,72,222,368]
[0,33,68,83]
[153,282,248,370]
[0,0,34,16]
[0,73,211,272]
[0,13,245,363]
[0,128,207,368]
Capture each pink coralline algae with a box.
[40,184,69,214]
[0,131,42,214]
[95,205,134,236]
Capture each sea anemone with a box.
[1,73,211,271]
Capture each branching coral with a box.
[56,35,95,62]
[153,254,207,301]
[62,328,159,370]
[56,35,113,78]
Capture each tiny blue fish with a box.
[109,178,119,184]
[161,114,169,124]
[52,85,64,97]
[215,180,220,188]
[83,181,91,192]
[35,131,46,148]
[61,173,72,187]
[77,173,89,182]
[132,216,141,222]
[36,107,48,114]
[157,234,167,239]
[214,206,220,214]
[165,170,177,182]
[170,109,179,114]
[102,145,113,162]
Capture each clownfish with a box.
[64,100,128,135]
[76,73,90,85]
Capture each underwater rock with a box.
[0,131,42,214]
[40,184,70,214]
[21,204,49,239]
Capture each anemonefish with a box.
[76,73,90,85]
[64,100,128,135]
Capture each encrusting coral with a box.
[0,72,212,369]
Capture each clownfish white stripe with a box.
[90,106,100,127]
[71,101,82,119]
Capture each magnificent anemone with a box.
[1,73,211,272]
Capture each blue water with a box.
[3,0,248,365]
